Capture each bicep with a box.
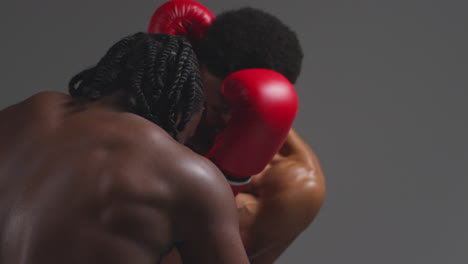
[236,194,300,261]
[236,174,325,262]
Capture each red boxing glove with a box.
[207,69,299,195]
[148,0,214,46]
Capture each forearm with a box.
[237,193,295,263]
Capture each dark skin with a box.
[162,67,326,263]
[0,90,249,264]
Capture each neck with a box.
[93,89,135,111]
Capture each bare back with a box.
[0,92,239,264]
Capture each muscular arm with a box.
[237,129,326,263]
[174,157,249,264]
[160,130,325,264]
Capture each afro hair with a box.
[198,7,303,84]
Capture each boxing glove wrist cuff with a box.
[224,174,252,186]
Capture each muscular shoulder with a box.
[171,154,233,203]
[137,132,234,208]
[169,154,237,233]
[253,153,325,199]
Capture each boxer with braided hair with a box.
[68,33,203,140]
[0,32,249,263]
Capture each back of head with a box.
[198,7,303,84]
[69,33,203,140]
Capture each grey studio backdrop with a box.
[0,0,467,263]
